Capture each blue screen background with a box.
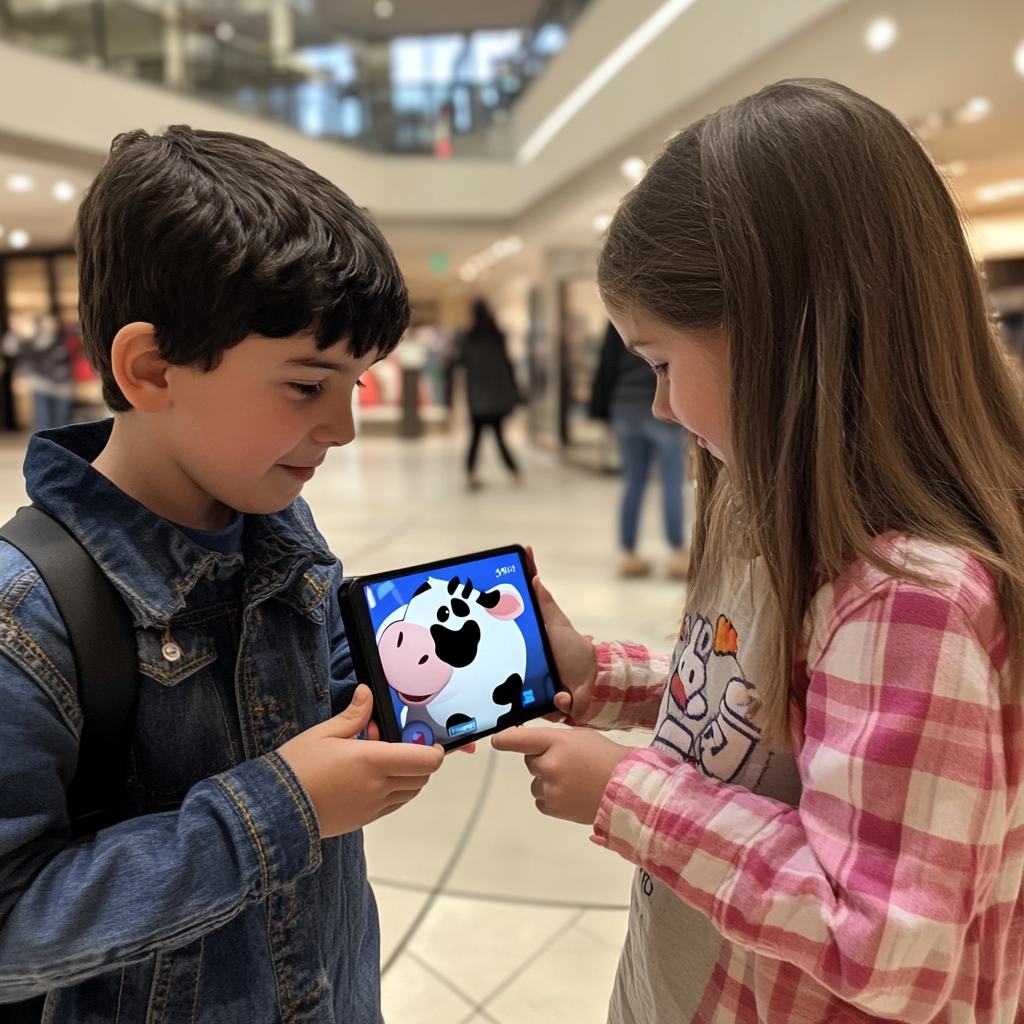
[363,550,555,742]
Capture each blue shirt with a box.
[0,420,381,1023]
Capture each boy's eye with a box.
[653,364,669,378]
[290,381,325,398]
[356,379,366,388]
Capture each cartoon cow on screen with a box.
[375,575,528,741]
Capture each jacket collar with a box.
[24,420,335,627]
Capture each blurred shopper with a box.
[590,321,689,579]
[0,127,444,1022]
[495,80,1024,1024]
[7,313,74,431]
[454,299,520,489]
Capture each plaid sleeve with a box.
[570,641,669,731]
[592,554,1023,1021]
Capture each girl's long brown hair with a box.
[598,78,1024,747]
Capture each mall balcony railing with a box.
[0,0,589,157]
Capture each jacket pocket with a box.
[137,626,218,687]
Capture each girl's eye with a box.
[290,381,325,398]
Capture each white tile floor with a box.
[0,416,693,1024]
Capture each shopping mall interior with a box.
[2,1,1024,1021]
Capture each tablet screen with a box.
[362,549,556,745]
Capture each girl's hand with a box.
[524,547,598,723]
[490,726,630,824]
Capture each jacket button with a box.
[162,642,182,662]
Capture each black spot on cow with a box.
[447,577,460,595]
[451,598,469,618]
[476,588,500,610]
[462,578,474,599]
[494,673,524,730]
[429,620,481,668]
[413,581,431,597]
[436,606,450,623]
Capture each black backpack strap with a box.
[0,505,139,834]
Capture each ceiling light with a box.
[593,213,613,233]
[52,180,76,203]
[976,179,1024,204]
[1015,39,1024,77]
[620,157,647,183]
[956,97,992,123]
[517,0,700,164]
[9,229,31,249]
[214,21,235,42]
[373,0,394,18]
[865,17,897,52]
[6,174,34,193]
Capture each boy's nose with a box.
[312,398,356,447]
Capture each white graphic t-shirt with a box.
[609,561,802,1024]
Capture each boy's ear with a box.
[110,323,170,412]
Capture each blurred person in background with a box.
[590,321,689,579]
[453,299,521,490]
[3,312,74,431]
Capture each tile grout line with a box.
[369,875,629,912]
[380,746,499,976]
[403,949,504,1024]
[454,908,589,1024]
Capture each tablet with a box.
[338,544,561,750]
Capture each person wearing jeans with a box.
[590,322,689,579]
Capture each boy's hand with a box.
[278,685,444,838]
[490,726,630,825]
[524,547,598,723]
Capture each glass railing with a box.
[0,0,590,157]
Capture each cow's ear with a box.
[480,584,525,621]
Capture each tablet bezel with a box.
[339,543,563,750]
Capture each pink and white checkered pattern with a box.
[591,538,1024,1023]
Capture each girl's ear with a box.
[110,323,169,412]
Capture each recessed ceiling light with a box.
[214,21,235,42]
[9,229,31,249]
[976,179,1024,204]
[620,157,647,183]
[865,17,898,52]
[1015,39,1024,77]
[593,214,613,233]
[52,180,76,203]
[6,174,34,193]
[956,97,992,124]
[373,0,394,18]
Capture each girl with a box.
[494,79,1024,1023]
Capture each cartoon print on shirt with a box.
[653,612,761,782]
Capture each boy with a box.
[0,126,444,1022]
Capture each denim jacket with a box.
[0,421,381,1023]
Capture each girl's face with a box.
[609,307,732,463]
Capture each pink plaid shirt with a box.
[589,538,1024,1023]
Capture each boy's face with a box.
[160,331,377,516]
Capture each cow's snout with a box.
[379,621,454,705]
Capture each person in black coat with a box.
[453,300,520,489]
[590,321,689,578]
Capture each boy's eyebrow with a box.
[286,357,347,372]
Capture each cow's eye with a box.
[437,606,450,622]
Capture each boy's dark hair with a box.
[77,126,410,411]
